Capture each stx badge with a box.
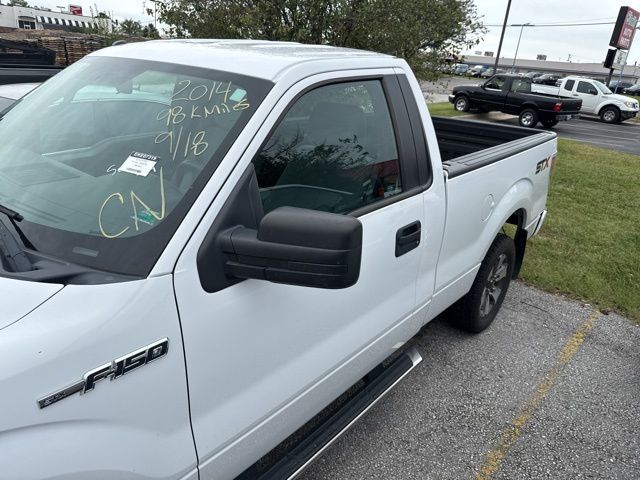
[38,338,169,409]
[535,155,555,174]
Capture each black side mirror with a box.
[221,207,362,289]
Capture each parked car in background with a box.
[524,71,544,80]
[623,84,640,95]
[453,63,469,75]
[480,67,496,78]
[0,82,39,113]
[532,76,639,123]
[450,74,582,127]
[533,74,563,86]
[469,65,488,77]
[609,80,635,94]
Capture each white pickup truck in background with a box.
[532,76,640,123]
[0,40,555,480]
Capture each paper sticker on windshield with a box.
[118,152,159,177]
[229,88,246,102]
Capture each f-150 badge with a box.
[37,338,169,409]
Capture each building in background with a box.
[463,54,639,83]
[0,3,110,32]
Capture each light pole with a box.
[493,0,512,73]
[511,23,532,73]
[148,0,164,29]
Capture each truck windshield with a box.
[0,56,271,277]
[594,81,612,94]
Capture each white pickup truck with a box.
[0,40,556,480]
[532,76,640,123]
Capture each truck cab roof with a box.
[91,39,399,81]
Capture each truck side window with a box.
[486,76,506,90]
[563,79,575,92]
[253,80,402,214]
[577,81,597,95]
[510,78,531,93]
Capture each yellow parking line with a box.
[475,310,601,480]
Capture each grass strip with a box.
[521,139,639,322]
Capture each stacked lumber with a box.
[38,36,66,66]
[63,37,86,64]
[2,30,111,66]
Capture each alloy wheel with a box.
[480,253,509,317]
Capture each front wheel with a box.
[519,108,539,128]
[450,233,515,333]
[454,95,470,112]
[541,119,558,128]
[600,106,620,124]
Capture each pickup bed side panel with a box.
[430,138,556,319]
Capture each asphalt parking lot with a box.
[300,282,640,480]
[497,116,640,156]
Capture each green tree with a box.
[87,4,113,35]
[142,23,160,39]
[120,18,143,36]
[9,0,30,6]
[157,0,484,78]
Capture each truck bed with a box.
[432,117,556,178]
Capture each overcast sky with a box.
[466,0,640,68]
[33,0,640,68]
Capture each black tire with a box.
[450,233,516,333]
[600,106,620,124]
[454,95,470,112]
[541,119,558,128]
[519,108,539,128]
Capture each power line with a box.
[483,16,616,25]
[517,16,616,25]
[484,21,615,27]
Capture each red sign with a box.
[69,4,83,16]
[610,6,639,50]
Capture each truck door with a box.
[478,75,508,110]
[172,71,434,478]
[574,80,599,113]
[504,77,532,114]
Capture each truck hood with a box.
[603,93,638,105]
[0,277,63,330]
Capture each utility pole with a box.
[493,0,512,73]
[617,56,627,88]
[511,23,532,72]
[606,49,620,86]
[148,0,163,29]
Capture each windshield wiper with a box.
[0,203,23,221]
[0,205,36,271]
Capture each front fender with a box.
[0,276,196,480]
[595,102,622,115]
